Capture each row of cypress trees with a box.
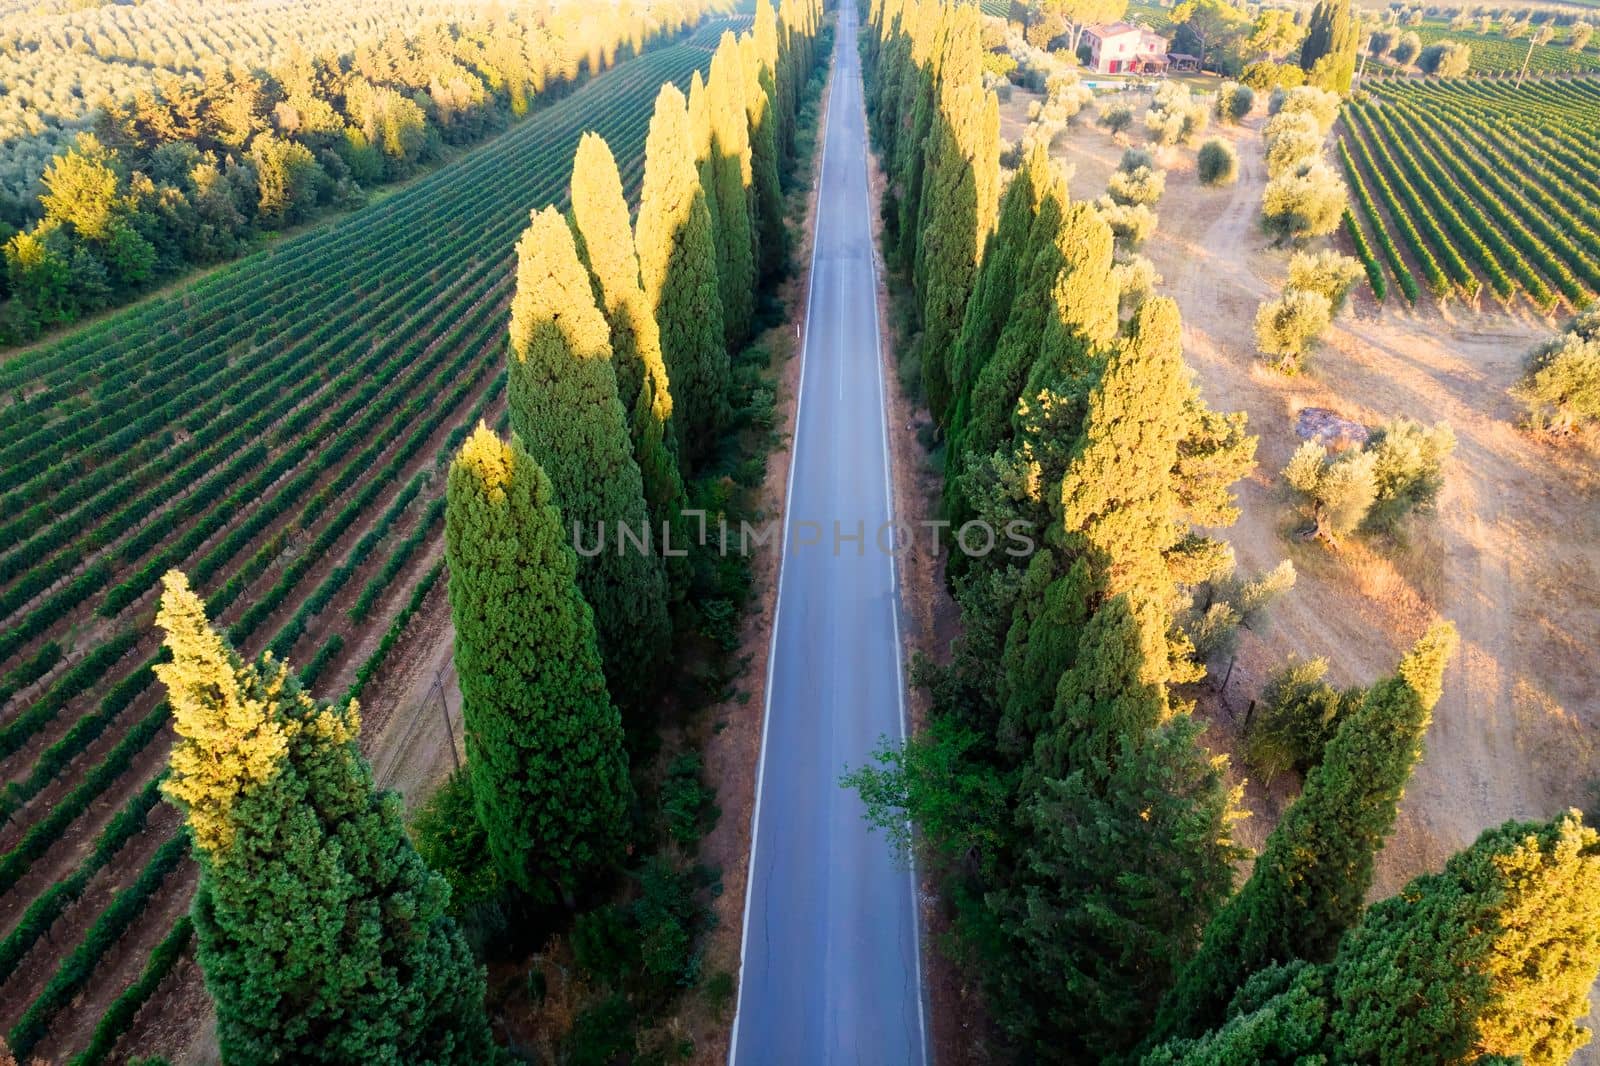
[147,2,824,1061]
[855,2,1600,1063]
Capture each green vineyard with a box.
[1338,78,1600,311]
[0,22,735,1062]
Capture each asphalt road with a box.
[730,8,928,1064]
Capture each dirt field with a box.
[1010,92,1600,936]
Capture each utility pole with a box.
[1517,35,1534,87]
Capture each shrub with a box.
[1255,288,1332,370]
[1261,160,1346,243]
[1197,139,1239,186]
[1419,41,1471,76]
[1107,165,1166,207]
[410,770,504,913]
[1288,249,1366,314]
[1119,146,1156,172]
[567,993,635,1066]
[1246,657,1362,780]
[1514,324,1600,434]
[1264,122,1324,179]
[660,752,721,845]
[1215,81,1255,124]
[1098,102,1133,134]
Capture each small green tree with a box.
[445,426,631,902]
[1098,101,1133,134]
[1287,249,1365,314]
[1254,288,1332,371]
[1107,165,1166,207]
[1214,81,1256,123]
[155,572,492,1065]
[1197,138,1239,186]
[1363,417,1455,532]
[1299,0,1359,93]
[1282,440,1378,544]
[1244,655,1362,779]
[1419,40,1472,75]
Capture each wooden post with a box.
[1517,36,1534,87]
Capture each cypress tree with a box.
[741,32,789,282]
[156,571,491,1066]
[1300,0,1359,94]
[507,206,670,712]
[444,425,631,902]
[1328,810,1600,1065]
[753,0,788,156]
[637,82,729,464]
[1152,621,1460,1045]
[570,132,685,543]
[708,32,757,346]
[994,594,1244,1062]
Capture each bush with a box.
[660,752,720,845]
[1391,30,1423,64]
[1197,139,1239,186]
[1246,657,1362,779]
[1514,321,1600,434]
[410,769,501,912]
[567,993,635,1066]
[1095,197,1158,248]
[1288,249,1366,314]
[1264,122,1324,180]
[1119,146,1156,172]
[1261,160,1347,244]
[1215,81,1255,123]
[1097,102,1133,134]
[1255,288,1332,370]
[1419,40,1471,76]
[1107,165,1166,207]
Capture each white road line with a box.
[727,24,838,1060]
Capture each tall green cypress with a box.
[708,31,757,346]
[156,571,491,1066]
[507,206,670,712]
[753,0,788,157]
[570,131,686,543]
[1300,0,1359,93]
[637,82,729,464]
[1327,810,1600,1066]
[444,426,631,902]
[741,32,789,282]
[993,593,1244,1063]
[1152,621,1460,1046]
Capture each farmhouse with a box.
[1083,22,1172,74]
